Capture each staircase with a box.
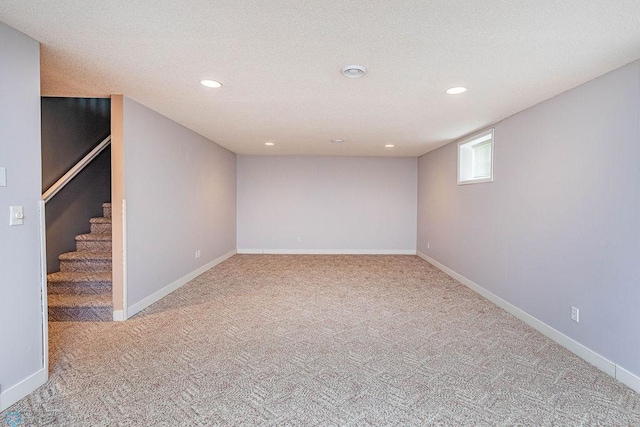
[47,202,113,321]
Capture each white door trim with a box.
[38,200,49,381]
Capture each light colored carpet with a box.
[3,255,640,425]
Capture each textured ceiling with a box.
[1,1,640,157]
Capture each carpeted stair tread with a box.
[48,293,113,308]
[75,233,112,241]
[76,238,111,252]
[102,202,112,218]
[48,308,112,322]
[89,216,112,233]
[47,271,111,296]
[90,217,112,224]
[59,251,112,261]
[48,294,113,321]
[59,249,112,272]
[48,271,112,284]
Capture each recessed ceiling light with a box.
[332,139,344,144]
[446,86,468,95]
[265,142,275,146]
[342,65,367,78]
[385,144,395,148]
[201,79,222,88]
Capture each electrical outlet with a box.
[427,242,430,249]
[296,236,302,242]
[571,306,579,323]
[195,250,201,259]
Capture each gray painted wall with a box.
[237,156,417,252]
[41,97,110,189]
[122,97,237,308]
[417,60,640,377]
[45,148,110,272]
[42,97,111,272]
[0,22,44,398]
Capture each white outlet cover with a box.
[571,306,580,322]
[0,167,6,187]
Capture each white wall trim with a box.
[237,249,416,255]
[0,368,47,412]
[38,201,48,382]
[417,251,640,394]
[122,199,128,319]
[616,366,640,394]
[113,198,129,321]
[127,250,236,318]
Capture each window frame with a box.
[457,128,495,185]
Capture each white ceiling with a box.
[1,1,640,157]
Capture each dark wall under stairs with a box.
[42,97,111,273]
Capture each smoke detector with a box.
[341,65,367,78]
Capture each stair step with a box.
[48,294,113,322]
[47,271,112,295]
[75,233,111,241]
[76,233,112,252]
[90,216,112,233]
[48,202,114,322]
[59,251,112,260]
[48,293,113,307]
[90,217,112,223]
[59,251,112,273]
[103,202,112,218]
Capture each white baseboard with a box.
[617,365,640,394]
[237,249,417,255]
[127,250,236,318]
[0,368,47,412]
[416,251,640,394]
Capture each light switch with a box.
[10,206,24,226]
[0,167,6,187]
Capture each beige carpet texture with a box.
[3,255,640,425]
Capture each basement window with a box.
[458,129,494,185]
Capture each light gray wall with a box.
[122,97,237,308]
[237,156,417,252]
[0,22,44,398]
[417,60,640,377]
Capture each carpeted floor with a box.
[3,255,640,425]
